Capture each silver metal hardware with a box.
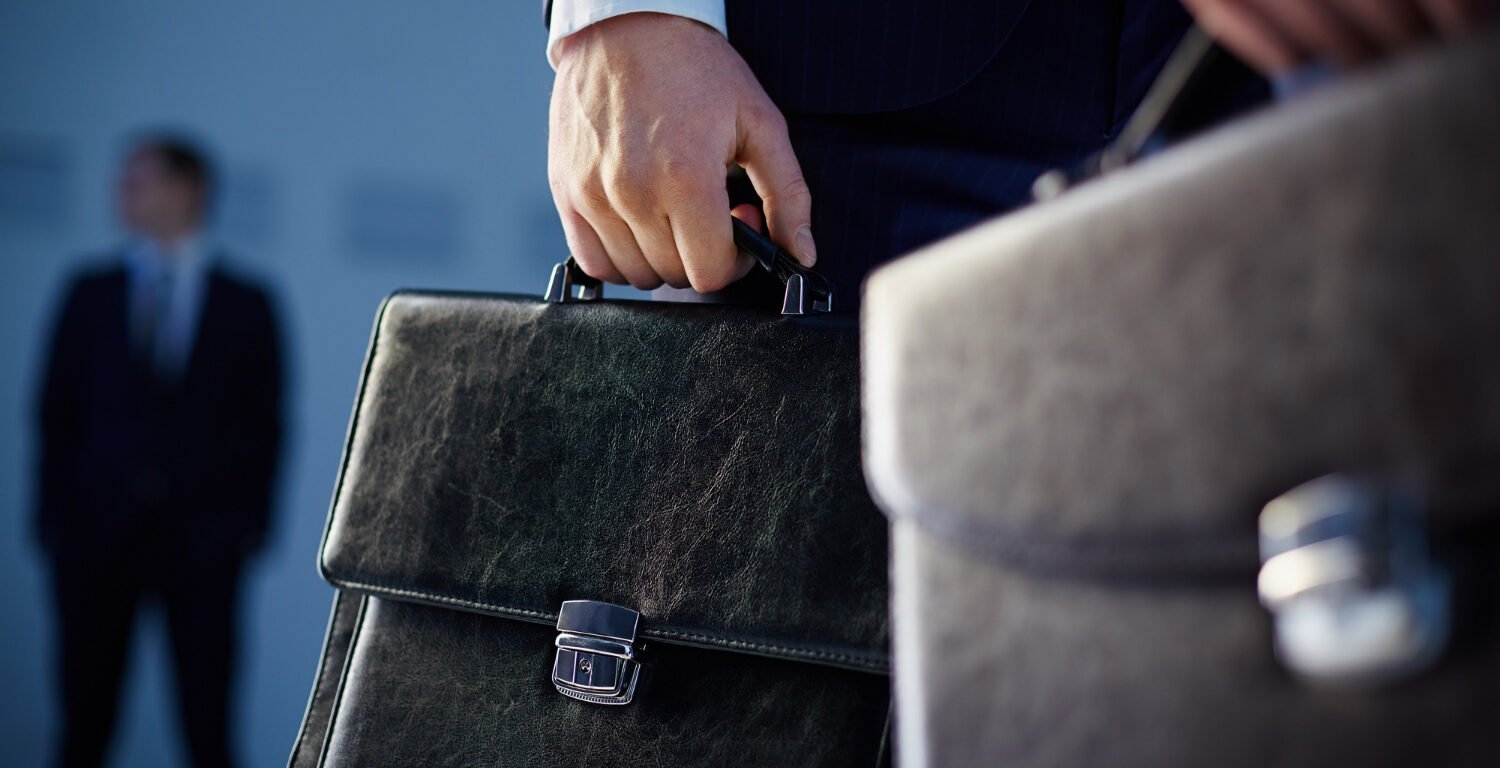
[1031,26,1218,201]
[553,600,642,705]
[781,273,833,315]
[1258,475,1450,688]
[545,258,603,304]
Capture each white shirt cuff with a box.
[547,0,727,69]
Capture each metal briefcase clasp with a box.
[552,600,643,706]
[1257,475,1450,688]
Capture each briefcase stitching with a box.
[329,575,888,673]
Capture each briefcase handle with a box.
[1032,25,1260,200]
[545,216,835,315]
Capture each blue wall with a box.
[0,2,625,765]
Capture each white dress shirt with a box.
[547,0,725,68]
[126,233,211,382]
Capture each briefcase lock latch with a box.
[553,600,642,706]
[1258,475,1450,688]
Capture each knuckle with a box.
[659,258,690,289]
[657,180,705,212]
[778,176,811,203]
[745,100,787,133]
[1189,4,1231,36]
[654,157,715,211]
[602,162,646,196]
[763,175,811,211]
[627,273,664,291]
[639,240,677,270]
[659,152,697,184]
[608,172,660,214]
[684,259,734,294]
[575,179,611,212]
[652,256,691,291]
[573,252,615,281]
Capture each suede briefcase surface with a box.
[290,290,890,766]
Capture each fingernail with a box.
[795,225,816,266]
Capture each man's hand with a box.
[548,12,815,293]
[1183,0,1494,74]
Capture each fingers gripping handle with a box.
[730,217,834,314]
[545,216,835,315]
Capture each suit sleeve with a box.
[35,279,89,555]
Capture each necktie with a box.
[136,267,174,378]
[152,268,175,377]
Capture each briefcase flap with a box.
[863,32,1500,580]
[321,292,888,673]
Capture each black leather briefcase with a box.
[289,262,889,766]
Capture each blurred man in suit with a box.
[543,0,1492,301]
[35,134,283,768]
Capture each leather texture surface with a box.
[890,521,1500,767]
[865,32,1500,578]
[288,592,361,768]
[300,291,890,764]
[322,294,887,671]
[863,32,1500,767]
[320,597,890,767]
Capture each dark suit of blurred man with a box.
[35,136,283,768]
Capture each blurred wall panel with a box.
[343,176,463,264]
[218,165,278,251]
[0,134,72,234]
[0,2,566,766]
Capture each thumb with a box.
[737,105,816,267]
